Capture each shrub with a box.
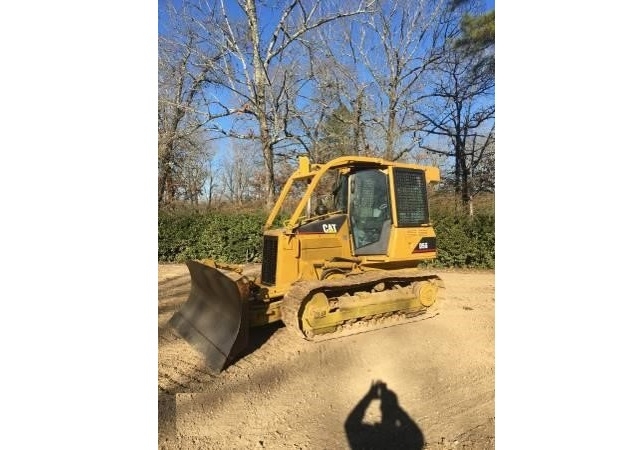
[426,213,494,269]
[158,210,495,269]
[158,210,269,263]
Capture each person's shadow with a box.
[344,380,425,450]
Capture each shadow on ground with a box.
[226,321,285,367]
[345,380,425,450]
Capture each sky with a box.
[159,0,496,172]
[2,1,640,449]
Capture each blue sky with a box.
[159,0,495,168]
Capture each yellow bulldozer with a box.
[169,155,444,372]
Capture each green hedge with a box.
[158,211,268,263]
[427,213,495,269]
[158,211,494,269]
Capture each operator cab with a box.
[333,169,391,255]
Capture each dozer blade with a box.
[169,260,249,373]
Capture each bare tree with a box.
[293,37,373,162]
[177,137,215,205]
[467,130,494,201]
[205,159,221,209]
[219,142,262,205]
[159,0,494,213]
[415,38,494,215]
[174,0,373,208]
[309,0,452,161]
[158,2,225,205]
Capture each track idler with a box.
[169,260,252,373]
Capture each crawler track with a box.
[280,269,443,341]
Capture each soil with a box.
[158,264,495,449]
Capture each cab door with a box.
[348,169,391,255]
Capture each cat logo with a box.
[322,223,338,233]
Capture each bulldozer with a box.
[169,155,444,372]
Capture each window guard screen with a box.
[393,168,428,227]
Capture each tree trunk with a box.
[158,142,173,205]
[385,90,397,160]
[460,160,473,216]
[262,140,276,208]
[246,0,276,209]
[353,92,363,155]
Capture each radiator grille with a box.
[261,235,278,285]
